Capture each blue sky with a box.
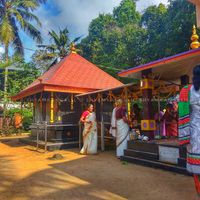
[15,0,168,61]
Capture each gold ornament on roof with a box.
[190,25,200,49]
[70,43,77,54]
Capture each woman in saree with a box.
[179,65,200,197]
[110,99,130,158]
[80,104,97,155]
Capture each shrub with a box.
[6,108,33,131]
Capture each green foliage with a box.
[6,107,33,131]
[113,0,140,27]
[80,0,144,71]
[141,1,195,62]
[0,55,23,69]
[22,109,33,131]
[33,27,81,71]
[141,3,168,62]
[0,0,46,116]
[79,0,196,82]
[164,0,196,55]
[0,55,41,103]
[0,0,46,55]
[6,61,40,96]
[79,0,149,77]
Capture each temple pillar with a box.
[50,92,54,123]
[140,70,156,140]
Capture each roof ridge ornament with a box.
[70,42,77,54]
[190,25,200,49]
[38,78,42,83]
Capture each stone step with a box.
[50,137,79,143]
[124,149,159,161]
[121,155,190,176]
[48,141,79,151]
[127,140,158,154]
[20,138,79,151]
[178,158,187,168]
[179,146,187,158]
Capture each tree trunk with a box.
[3,45,9,120]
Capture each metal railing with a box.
[35,122,79,152]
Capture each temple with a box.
[12,25,200,174]
[12,45,123,150]
[77,26,200,174]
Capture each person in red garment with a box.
[162,103,178,137]
[80,104,97,155]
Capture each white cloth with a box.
[80,112,97,154]
[116,119,130,157]
[110,108,129,157]
[109,107,117,137]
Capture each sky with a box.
[18,0,168,61]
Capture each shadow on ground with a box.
[0,140,197,200]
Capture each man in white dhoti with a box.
[110,104,117,138]
[80,104,97,155]
[110,99,130,157]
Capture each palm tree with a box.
[0,0,46,117]
[34,27,81,71]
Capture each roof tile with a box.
[12,53,123,100]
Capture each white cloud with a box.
[36,0,168,39]
[24,0,168,60]
[137,0,169,12]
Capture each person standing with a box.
[80,104,97,155]
[131,104,142,124]
[179,65,200,197]
[163,103,178,137]
[154,110,166,138]
[110,99,130,157]
[110,102,117,138]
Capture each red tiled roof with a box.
[12,53,123,100]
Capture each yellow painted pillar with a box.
[71,94,74,110]
[140,77,156,139]
[127,99,131,119]
[50,92,54,123]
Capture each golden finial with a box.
[190,25,200,49]
[70,43,77,54]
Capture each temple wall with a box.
[30,94,81,142]
[34,102,43,123]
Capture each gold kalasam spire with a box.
[190,25,200,49]
[70,43,77,54]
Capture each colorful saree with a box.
[179,85,200,171]
[179,85,200,196]
[179,85,192,145]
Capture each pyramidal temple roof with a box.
[12,52,123,100]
